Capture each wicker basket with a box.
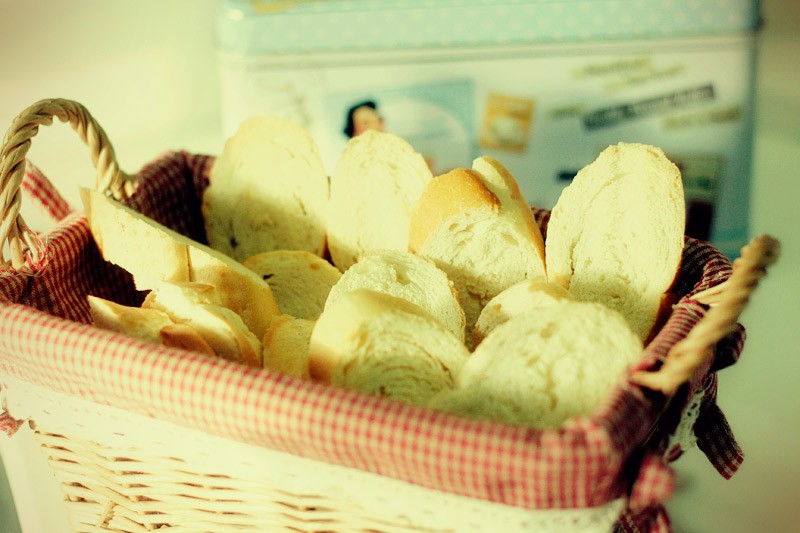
[0,99,779,533]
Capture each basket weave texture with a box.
[0,151,745,532]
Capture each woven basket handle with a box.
[631,234,781,396]
[0,98,133,269]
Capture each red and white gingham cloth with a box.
[0,152,745,532]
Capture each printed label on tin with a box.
[479,93,536,153]
[583,84,715,130]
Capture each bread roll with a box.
[202,116,329,261]
[545,143,685,341]
[81,187,280,341]
[143,281,262,367]
[261,314,315,378]
[409,156,546,346]
[243,250,341,321]
[430,301,643,428]
[308,289,469,406]
[472,277,571,347]
[327,130,433,271]
[325,249,465,343]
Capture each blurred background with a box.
[0,1,797,532]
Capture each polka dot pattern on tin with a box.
[218,0,760,54]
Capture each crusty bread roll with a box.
[243,250,341,321]
[409,156,546,347]
[261,314,315,378]
[142,281,262,367]
[88,295,216,355]
[472,277,571,347]
[327,130,433,271]
[324,249,466,343]
[81,188,280,341]
[308,289,469,406]
[202,116,329,261]
[429,301,643,428]
[545,143,685,341]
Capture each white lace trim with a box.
[667,389,704,454]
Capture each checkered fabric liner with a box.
[0,152,745,532]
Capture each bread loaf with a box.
[308,289,469,406]
[545,143,685,341]
[262,314,315,378]
[202,116,329,261]
[409,156,546,346]
[243,250,342,320]
[430,301,643,428]
[324,249,466,343]
[327,130,433,271]
[81,187,280,341]
[472,277,571,347]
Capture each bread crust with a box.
[473,156,545,267]
[408,158,546,346]
[159,323,217,356]
[88,295,174,343]
[408,168,500,253]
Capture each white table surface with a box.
[1,1,797,532]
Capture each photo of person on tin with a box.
[343,100,385,138]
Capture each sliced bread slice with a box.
[81,187,280,341]
[142,281,263,367]
[472,277,571,347]
[262,314,315,378]
[545,143,685,341]
[88,295,175,344]
[159,324,216,356]
[324,249,465,343]
[202,116,329,261]
[243,250,341,320]
[88,295,216,356]
[409,156,546,346]
[326,130,433,271]
[308,289,469,406]
[430,301,643,428]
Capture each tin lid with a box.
[217,0,761,55]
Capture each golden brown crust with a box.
[88,295,173,343]
[230,325,262,368]
[477,156,546,267]
[159,323,216,356]
[307,342,337,383]
[408,168,500,253]
[187,247,280,340]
